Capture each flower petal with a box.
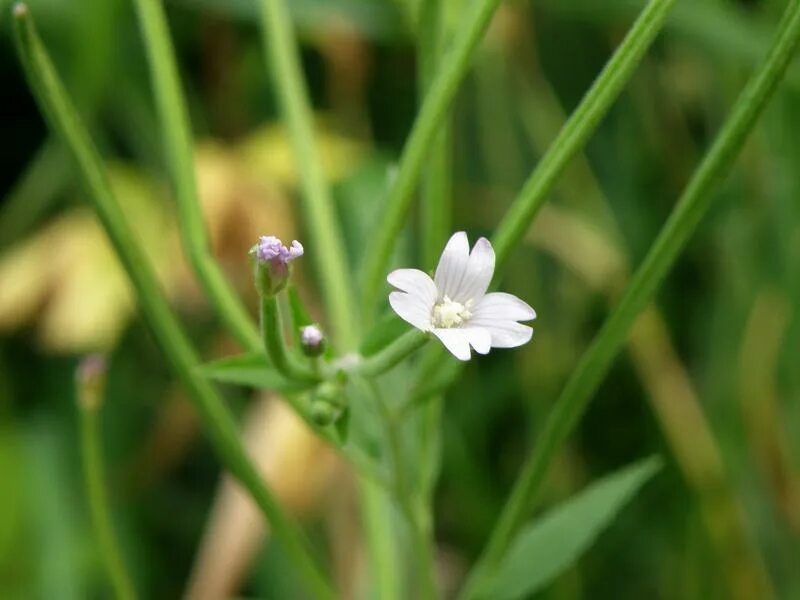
[432,328,472,361]
[462,326,491,354]
[448,237,495,303]
[387,268,437,305]
[472,292,536,322]
[434,232,470,301]
[467,319,533,348]
[389,291,432,331]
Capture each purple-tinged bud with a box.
[300,324,325,357]
[76,354,108,411]
[252,235,304,295]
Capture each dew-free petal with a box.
[468,319,533,348]
[389,291,433,331]
[434,231,470,300]
[462,326,492,354]
[449,237,495,304]
[387,268,437,306]
[432,327,472,361]
[472,292,536,322]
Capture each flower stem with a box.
[259,294,319,383]
[461,1,800,595]
[11,8,334,597]
[490,0,677,271]
[358,479,402,599]
[360,0,504,311]
[419,0,452,271]
[132,0,261,353]
[76,364,136,600]
[257,0,359,351]
[370,381,439,600]
[356,329,429,378]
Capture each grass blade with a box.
[258,0,360,351]
[11,6,334,596]
[490,0,677,271]
[466,0,800,592]
[360,0,504,311]
[132,0,261,352]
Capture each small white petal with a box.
[468,319,533,348]
[448,237,495,303]
[472,292,536,322]
[432,328,472,361]
[387,268,437,305]
[389,291,433,331]
[434,232,470,300]
[462,327,491,354]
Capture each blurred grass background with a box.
[1,0,800,597]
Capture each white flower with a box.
[387,232,536,361]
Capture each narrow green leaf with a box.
[198,353,314,393]
[480,457,662,600]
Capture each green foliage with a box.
[479,457,662,600]
[3,0,800,597]
[198,353,314,393]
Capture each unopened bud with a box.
[300,324,325,357]
[310,380,345,426]
[75,354,108,411]
[251,235,303,296]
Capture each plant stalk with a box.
[11,7,334,596]
[490,0,677,271]
[132,0,261,352]
[258,0,359,351]
[462,1,800,594]
[259,294,319,382]
[76,361,137,600]
[356,330,429,378]
[360,0,504,311]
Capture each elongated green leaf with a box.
[198,353,315,393]
[480,456,662,600]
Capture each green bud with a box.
[310,380,345,426]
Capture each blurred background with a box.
[1,0,800,597]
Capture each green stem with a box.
[419,0,452,271]
[462,1,800,595]
[259,294,319,382]
[131,0,261,353]
[358,478,402,600]
[356,330,429,377]
[258,0,359,351]
[371,382,439,600]
[360,0,503,311]
[11,8,334,597]
[490,0,677,271]
[76,370,136,600]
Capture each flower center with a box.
[431,296,472,328]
